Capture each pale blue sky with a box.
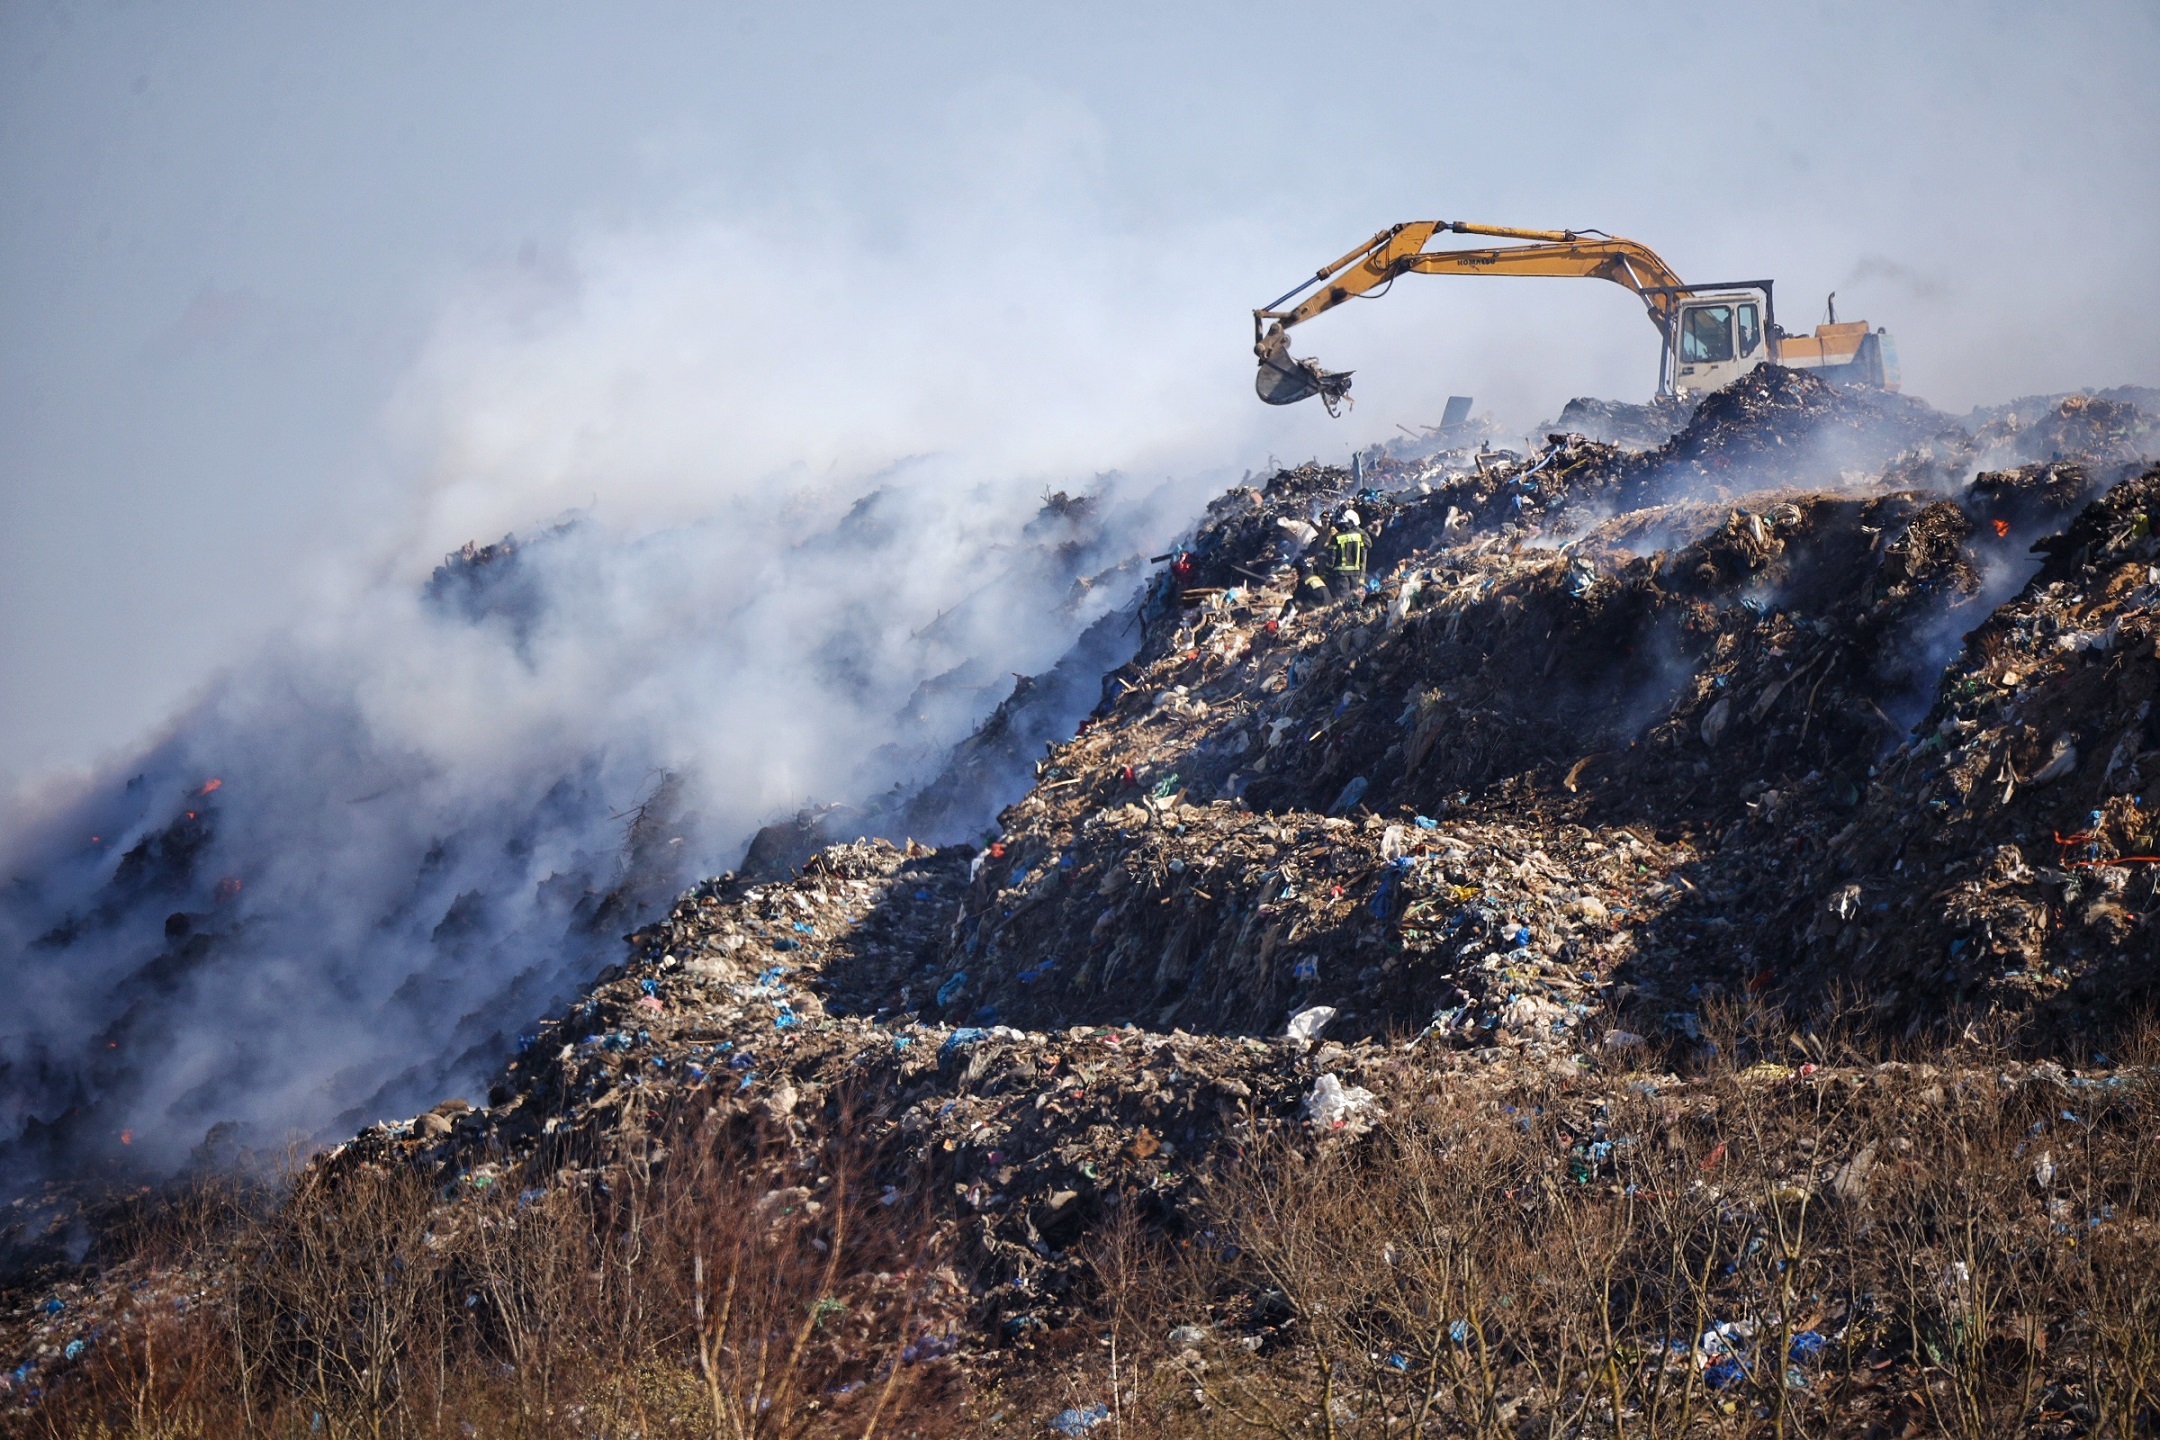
[4,0,2156,790]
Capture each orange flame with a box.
[196,778,223,796]
[120,1130,133,1145]
[1992,518,2010,538]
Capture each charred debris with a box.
[7,366,2160,1411]
[309,376,2160,1281]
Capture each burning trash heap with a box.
[8,368,2160,1434]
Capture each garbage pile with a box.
[301,822,2149,1380]
[10,363,2160,1408]
[1969,387,2160,469]
[1540,393,1698,451]
[939,753,1684,1046]
[323,838,1348,1344]
[305,363,2156,1337]
[1777,463,2160,1036]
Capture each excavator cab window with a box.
[1737,303,1762,356]
[1680,304,1735,363]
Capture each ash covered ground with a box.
[6,366,2160,1432]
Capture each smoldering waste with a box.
[7,368,2160,1421]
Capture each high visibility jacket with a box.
[1328,528,1369,574]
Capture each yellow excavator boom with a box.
[1252,220,1895,408]
[1256,221,1691,341]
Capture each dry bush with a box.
[1037,1015,2160,1439]
[15,1097,968,1439]
[18,1022,2159,1440]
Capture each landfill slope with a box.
[309,368,2153,1327]
[7,366,2159,1405]
[937,370,2157,1050]
[1788,465,2160,1031]
[322,838,1332,1348]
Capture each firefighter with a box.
[1325,507,1370,601]
[1297,557,1330,608]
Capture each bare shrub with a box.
[17,1023,2159,1439]
[1060,1015,2160,1439]
[17,1095,966,1439]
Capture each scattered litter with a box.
[232,374,2160,1422]
[1303,1073,1378,1130]
[1285,1006,1337,1045]
[1050,1402,1111,1434]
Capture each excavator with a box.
[1254,221,1898,413]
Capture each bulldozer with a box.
[1254,221,1898,413]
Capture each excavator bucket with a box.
[1254,329,1353,412]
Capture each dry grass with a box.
[990,1012,2160,1439]
[14,1016,2159,1439]
[10,1099,968,1439]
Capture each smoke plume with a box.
[0,176,1266,1188]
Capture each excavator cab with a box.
[1668,290,1770,396]
[1661,283,1899,395]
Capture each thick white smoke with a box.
[0,150,1296,1185]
